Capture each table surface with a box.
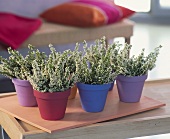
[0,79,170,139]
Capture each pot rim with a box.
[77,82,112,91]
[116,74,148,82]
[12,78,31,87]
[33,89,71,100]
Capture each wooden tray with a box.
[0,91,165,133]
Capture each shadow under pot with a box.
[12,78,37,107]
[116,74,147,103]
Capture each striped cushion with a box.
[40,0,135,27]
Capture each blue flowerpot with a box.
[109,80,115,91]
[77,82,111,113]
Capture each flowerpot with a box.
[116,74,147,103]
[33,89,71,120]
[77,82,111,113]
[12,78,37,107]
[68,84,77,99]
[109,80,115,91]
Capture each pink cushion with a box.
[0,13,42,49]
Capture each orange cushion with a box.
[41,3,106,27]
[40,0,135,27]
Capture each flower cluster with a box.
[0,45,44,80]
[113,43,162,76]
[75,37,118,85]
[28,45,78,92]
[0,37,163,92]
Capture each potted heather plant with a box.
[28,45,78,120]
[114,43,162,103]
[108,42,122,91]
[76,37,118,113]
[0,45,45,107]
[65,46,79,99]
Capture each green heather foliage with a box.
[75,37,118,85]
[0,45,46,80]
[0,36,163,91]
[28,45,78,92]
[108,41,122,72]
[115,43,162,77]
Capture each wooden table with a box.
[0,79,170,139]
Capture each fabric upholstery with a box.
[40,0,135,27]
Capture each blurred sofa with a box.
[0,0,135,93]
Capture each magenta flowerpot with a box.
[116,74,147,103]
[34,89,71,120]
[12,78,37,107]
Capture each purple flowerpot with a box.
[116,74,147,103]
[12,78,37,107]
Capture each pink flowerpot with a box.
[34,89,71,120]
[12,78,37,107]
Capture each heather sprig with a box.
[28,45,78,92]
[115,44,162,76]
[0,47,25,79]
[76,37,118,85]
[0,45,47,80]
